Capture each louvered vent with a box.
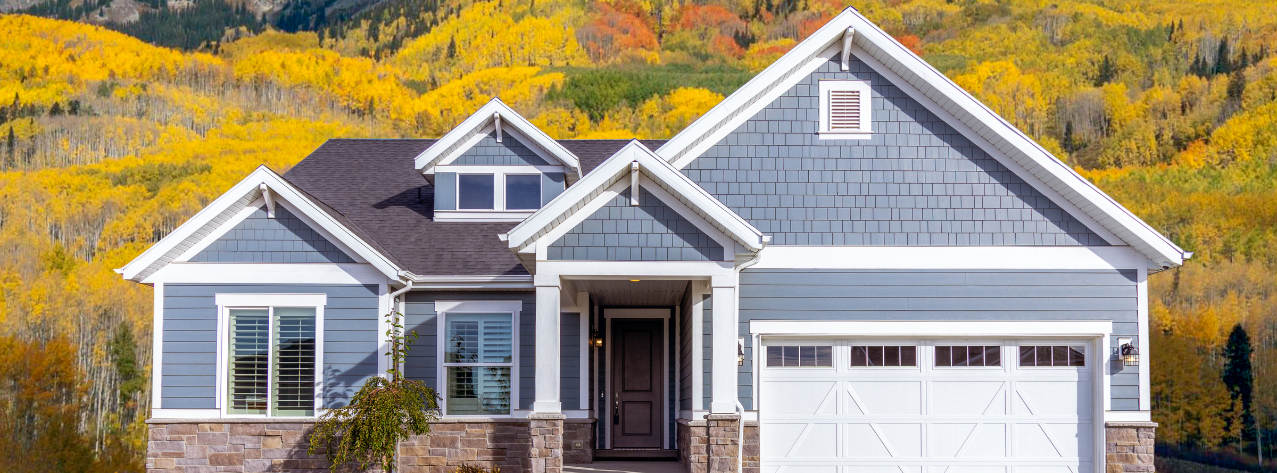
[828,89,862,131]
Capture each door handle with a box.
[613,400,620,424]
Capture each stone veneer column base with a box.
[679,419,708,473]
[529,413,566,473]
[562,419,595,464]
[707,414,741,473]
[1106,421,1156,473]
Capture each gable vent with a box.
[828,90,862,130]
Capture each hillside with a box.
[0,0,1276,470]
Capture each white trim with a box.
[433,211,536,223]
[416,99,581,178]
[576,292,590,411]
[118,166,403,282]
[173,202,262,262]
[504,140,766,255]
[532,178,626,256]
[818,79,873,139]
[214,294,328,419]
[377,282,391,379]
[539,261,735,280]
[405,275,534,290]
[1137,264,1150,410]
[436,165,567,174]
[749,320,1113,337]
[151,281,164,409]
[1105,410,1152,422]
[751,246,1144,270]
[151,409,222,419]
[148,263,387,285]
[435,300,523,417]
[215,293,328,307]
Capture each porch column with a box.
[534,274,562,413]
[710,281,738,414]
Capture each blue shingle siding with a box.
[160,284,379,409]
[681,58,1108,246]
[189,205,356,263]
[736,269,1139,410]
[435,172,457,211]
[401,292,578,411]
[548,187,725,261]
[451,132,550,166]
[542,172,565,206]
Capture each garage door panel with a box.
[932,381,1006,416]
[848,382,922,416]
[1014,423,1091,458]
[764,423,839,459]
[1019,465,1082,473]
[763,381,838,416]
[1015,382,1092,417]
[877,424,923,457]
[845,424,895,457]
[848,465,920,473]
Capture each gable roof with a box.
[414,98,583,179]
[655,7,1190,269]
[502,140,767,261]
[117,165,404,282]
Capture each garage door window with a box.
[766,346,832,367]
[1020,345,1085,367]
[935,345,1000,367]
[850,345,916,367]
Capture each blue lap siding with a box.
[160,283,379,409]
[736,269,1139,410]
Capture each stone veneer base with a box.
[1106,421,1156,473]
[146,417,596,473]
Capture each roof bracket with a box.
[841,27,855,71]
[259,183,276,218]
[494,113,503,143]
[630,161,640,206]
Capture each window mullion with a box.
[267,306,275,417]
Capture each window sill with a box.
[818,130,873,140]
[434,210,535,222]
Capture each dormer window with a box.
[456,172,543,211]
[818,80,872,139]
[459,174,495,210]
[505,174,541,210]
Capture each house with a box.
[122,7,1187,473]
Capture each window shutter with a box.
[828,89,863,131]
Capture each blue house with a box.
[123,8,1186,473]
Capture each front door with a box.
[611,319,663,448]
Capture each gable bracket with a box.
[841,28,855,71]
[259,183,276,218]
[494,113,503,143]
[630,162,640,206]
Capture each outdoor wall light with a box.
[1120,341,1140,367]
[591,330,603,348]
[737,338,746,366]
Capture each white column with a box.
[711,281,738,414]
[534,275,562,413]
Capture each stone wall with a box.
[562,419,595,464]
[146,419,326,473]
[678,419,708,473]
[707,414,740,473]
[741,422,759,473]
[397,418,533,473]
[1106,421,1156,473]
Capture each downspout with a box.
[387,272,414,473]
[731,237,767,473]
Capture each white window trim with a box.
[438,166,556,222]
[818,79,873,139]
[435,300,522,418]
[214,293,327,419]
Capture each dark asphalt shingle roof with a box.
[282,138,666,276]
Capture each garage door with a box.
[759,340,1094,473]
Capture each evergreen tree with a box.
[1215,37,1232,75]
[446,35,457,60]
[1063,120,1075,153]
[48,102,63,116]
[1228,70,1247,101]
[1223,324,1256,443]
[1094,55,1117,86]
[5,127,14,167]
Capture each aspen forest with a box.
[1,0,1276,470]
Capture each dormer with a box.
[416,99,583,222]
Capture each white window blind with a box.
[444,312,514,415]
[228,309,270,415]
[273,307,316,416]
[226,306,317,417]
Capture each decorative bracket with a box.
[494,112,503,142]
[259,183,276,218]
[630,161,640,206]
[841,27,856,71]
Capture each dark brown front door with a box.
[611,319,663,448]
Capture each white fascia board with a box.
[414,98,582,178]
[841,11,1186,267]
[406,274,534,290]
[751,246,1144,270]
[118,166,404,283]
[506,141,766,254]
[657,8,857,166]
[145,263,389,285]
[538,260,735,279]
[749,319,1113,337]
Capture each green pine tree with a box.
[1223,324,1256,444]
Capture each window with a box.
[505,174,541,210]
[851,345,917,367]
[819,80,873,138]
[438,301,520,416]
[935,346,1001,367]
[766,346,832,367]
[226,306,318,416]
[458,174,495,210]
[1020,346,1085,367]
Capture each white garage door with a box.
[759,340,1095,473]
